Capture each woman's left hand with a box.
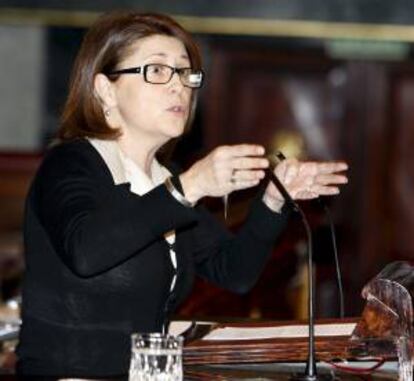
[263,158,348,212]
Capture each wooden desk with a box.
[0,362,399,380]
[185,362,398,380]
[0,318,401,380]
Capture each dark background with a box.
[2,0,414,24]
[1,1,414,322]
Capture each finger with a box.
[313,161,348,174]
[232,169,266,182]
[231,157,269,170]
[296,190,320,200]
[315,174,348,185]
[311,185,341,196]
[228,144,266,158]
[295,185,340,200]
[231,179,261,191]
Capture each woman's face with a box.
[109,34,193,147]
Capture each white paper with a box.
[168,320,213,337]
[169,321,193,337]
[203,322,356,341]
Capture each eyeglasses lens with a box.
[182,71,203,88]
[145,65,202,88]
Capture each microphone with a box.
[269,153,345,318]
[267,152,334,381]
[267,152,300,213]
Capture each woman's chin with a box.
[165,123,186,138]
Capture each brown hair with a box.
[58,11,202,142]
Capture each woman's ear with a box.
[94,73,117,110]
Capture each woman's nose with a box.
[168,72,185,92]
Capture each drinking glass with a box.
[129,333,183,381]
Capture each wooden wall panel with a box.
[178,42,414,319]
[178,42,357,319]
[388,71,414,259]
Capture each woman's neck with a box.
[117,134,161,177]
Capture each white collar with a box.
[87,138,171,195]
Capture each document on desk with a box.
[203,322,356,341]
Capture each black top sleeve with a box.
[33,140,290,292]
[33,141,199,277]
[191,195,290,294]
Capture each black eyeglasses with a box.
[106,63,204,89]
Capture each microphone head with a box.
[267,151,287,168]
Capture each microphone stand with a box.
[267,155,334,381]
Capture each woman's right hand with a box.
[179,144,269,204]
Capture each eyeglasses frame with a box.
[106,64,204,89]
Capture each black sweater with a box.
[16,139,288,378]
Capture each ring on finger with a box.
[230,169,237,184]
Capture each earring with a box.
[104,109,110,117]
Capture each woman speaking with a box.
[16,11,348,379]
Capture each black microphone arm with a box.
[267,152,334,381]
[270,152,345,319]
